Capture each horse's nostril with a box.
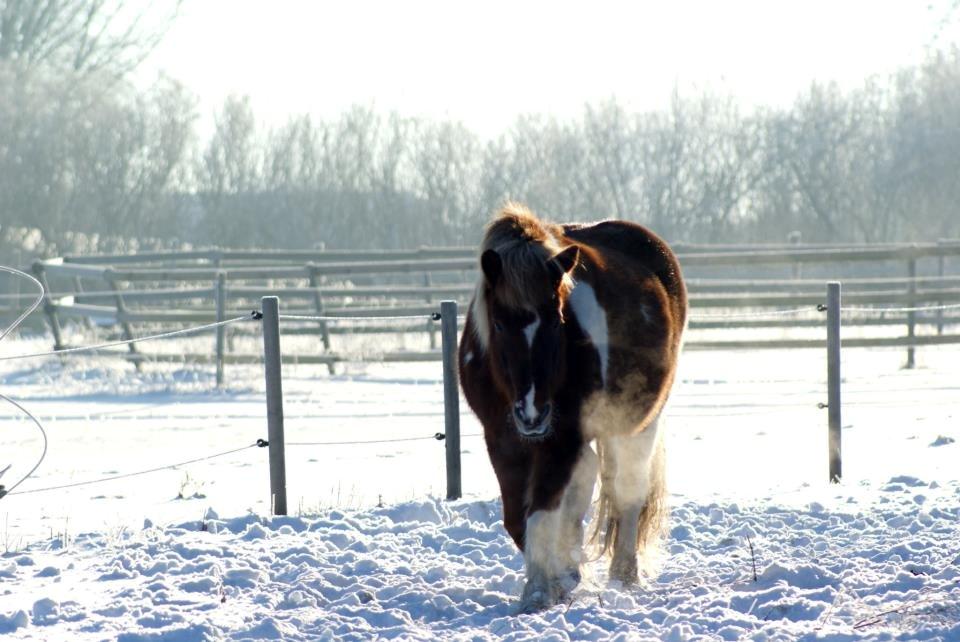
[513,406,526,422]
[538,403,552,421]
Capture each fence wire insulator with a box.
[817,304,828,312]
[256,438,269,447]
[430,312,442,321]
[434,432,445,440]
[251,310,263,320]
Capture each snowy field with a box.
[0,332,958,640]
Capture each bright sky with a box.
[141,0,954,138]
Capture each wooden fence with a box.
[20,240,960,375]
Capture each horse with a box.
[458,203,687,613]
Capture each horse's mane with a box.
[480,203,573,310]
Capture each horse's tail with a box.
[589,431,668,572]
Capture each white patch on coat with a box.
[568,281,609,385]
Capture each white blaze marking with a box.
[524,384,537,419]
[524,316,540,348]
[521,317,541,421]
[568,281,609,385]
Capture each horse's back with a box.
[562,220,686,313]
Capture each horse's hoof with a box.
[518,580,558,613]
[517,590,550,614]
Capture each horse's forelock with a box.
[480,205,568,312]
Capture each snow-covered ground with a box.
[0,332,958,640]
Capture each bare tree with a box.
[195,95,266,246]
[0,64,194,247]
[409,119,482,244]
[0,0,181,77]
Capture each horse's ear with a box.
[481,249,502,287]
[548,245,579,284]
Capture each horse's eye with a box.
[493,321,504,333]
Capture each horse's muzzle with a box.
[513,402,553,439]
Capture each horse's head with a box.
[480,243,579,440]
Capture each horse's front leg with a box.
[518,507,562,613]
[518,440,592,613]
[556,443,598,595]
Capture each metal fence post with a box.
[827,282,842,483]
[440,300,461,500]
[216,271,226,388]
[261,296,288,515]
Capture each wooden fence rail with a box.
[18,240,960,370]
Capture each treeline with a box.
[3,49,960,257]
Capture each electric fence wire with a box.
[286,432,483,447]
[279,312,440,322]
[0,265,47,498]
[689,306,819,320]
[0,312,258,362]
[3,441,265,497]
[839,301,960,315]
[0,265,257,500]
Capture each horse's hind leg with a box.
[599,417,666,585]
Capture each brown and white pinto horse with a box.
[458,204,686,613]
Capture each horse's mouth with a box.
[515,415,553,440]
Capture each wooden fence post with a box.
[440,300,461,500]
[14,249,22,312]
[73,276,95,331]
[104,267,141,370]
[937,240,946,336]
[424,273,437,349]
[215,271,226,388]
[827,282,842,483]
[788,231,802,279]
[906,258,916,369]
[307,263,335,375]
[31,262,65,353]
[261,296,288,515]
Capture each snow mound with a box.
[0,489,957,640]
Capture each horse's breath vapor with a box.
[458,204,686,613]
